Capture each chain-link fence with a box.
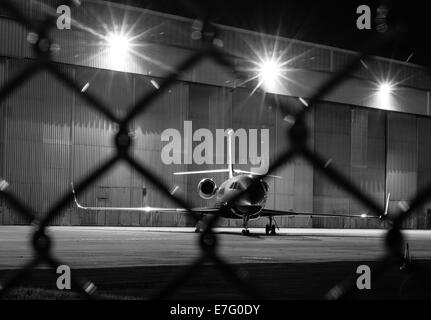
[0,0,431,300]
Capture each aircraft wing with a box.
[74,199,220,214]
[72,186,220,214]
[260,209,383,219]
[261,193,390,219]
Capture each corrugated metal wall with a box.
[0,58,5,218]
[348,108,386,228]
[132,76,190,226]
[313,104,389,228]
[292,107,315,228]
[387,113,419,228]
[418,117,431,228]
[0,18,31,59]
[0,57,193,226]
[0,55,430,227]
[269,95,315,228]
[72,68,132,226]
[313,103,351,227]
[0,0,31,19]
[0,0,430,228]
[308,102,428,228]
[1,59,73,224]
[187,84,233,211]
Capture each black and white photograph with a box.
[1,0,431,311]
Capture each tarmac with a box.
[1,226,430,269]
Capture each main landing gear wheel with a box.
[242,229,250,235]
[265,224,276,235]
[266,217,277,235]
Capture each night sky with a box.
[104,0,431,67]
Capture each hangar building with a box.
[1,0,431,228]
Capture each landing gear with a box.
[265,216,277,235]
[242,215,250,236]
[195,214,204,233]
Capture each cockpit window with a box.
[229,182,243,190]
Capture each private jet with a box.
[72,133,389,235]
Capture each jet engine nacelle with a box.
[198,178,217,199]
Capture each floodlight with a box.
[376,81,395,109]
[258,58,282,90]
[378,82,393,95]
[106,32,131,62]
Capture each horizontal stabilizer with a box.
[173,169,230,175]
[233,169,282,179]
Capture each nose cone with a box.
[238,177,266,206]
[237,198,252,206]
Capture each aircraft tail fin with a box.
[174,129,236,178]
[227,129,234,179]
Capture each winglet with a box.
[383,192,391,217]
[378,192,391,219]
[71,182,85,209]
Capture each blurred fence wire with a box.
[0,0,430,300]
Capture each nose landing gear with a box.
[242,215,250,235]
[265,216,277,235]
[194,214,204,233]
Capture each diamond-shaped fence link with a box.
[0,0,430,300]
